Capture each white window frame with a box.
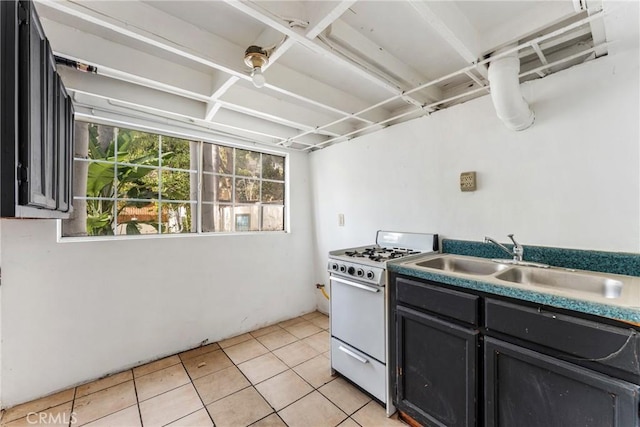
[59,119,289,242]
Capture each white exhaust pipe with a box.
[488,47,535,131]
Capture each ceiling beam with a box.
[203,27,289,121]
[407,0,488,79]
[519,26,591,60]
[204,77,239,121]
[223,0,428,107]
[324,20,442,101]
[530,42,549,77]
[34,0,245,77]
[39,16,215,98]
[304,0,358,40]
[58,68,207,119]
[213,108,328,145]
[73,106,271,149]
[70,88,323,147]
[582,0,607,57]
[60,67,328,146]
[204,1,356,121]
[55,51,212,103]
[41,18,338,135]
[217,101,340,137]
[50,49,338,142]
[220,84,355,135]
[35,0,376,126]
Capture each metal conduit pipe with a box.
[488,46,535,131]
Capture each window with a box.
[62,123,286,237]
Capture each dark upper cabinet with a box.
[56,78,73,212]
[19,5,47,208]
[0,0,19,216]
[1,0,73,218]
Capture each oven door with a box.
[330,275,386,363]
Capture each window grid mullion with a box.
[74,158,195,174]
[197,140,203,234]
[259,152,263,232]
[66,123,286,238]
[76,196,196,204]
[113,127,119,235]
[232,147,236,232]
[158,134,163,234]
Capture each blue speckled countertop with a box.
[388,239,640,324]
[442,239,640,277]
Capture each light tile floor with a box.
[0,312,407,427]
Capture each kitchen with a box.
[0,0,639,426]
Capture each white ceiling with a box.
[33,0,627,151]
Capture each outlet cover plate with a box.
[460,171,476,192]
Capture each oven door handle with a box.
[338,345,369,364]
[330,276,380,293]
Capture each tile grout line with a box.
[160,408,205,427]
[198,319,331,426]
[74,375,139,426]
[134,358,183,379]
[273,366,349,427]
[206,345,278,426]
[232,330,329,426]
[179,357,216,426]
[239,315,325,426]
[130,369,144,427]
[1,314,329,427]
[251,362,314,416]
[67,387,77,427]
[249,335,342,424]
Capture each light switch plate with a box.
[460,171,476,192]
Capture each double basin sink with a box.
[408,255,626,300]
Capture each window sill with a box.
[56,221,289,243]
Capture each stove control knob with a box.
[330,263,339,271]
[366,270,375,280]
[347,266,356,275]
[339,264,347,273]
[356,268,364,277]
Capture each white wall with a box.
[0,149,316,407]
[0,218,3,408]
[311,39,639,313]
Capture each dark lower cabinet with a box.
[390,273,640,427]
[485,337,640,427]
[396,305,478,427]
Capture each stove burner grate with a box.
[343,246,421,262]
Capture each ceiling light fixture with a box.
[244,45,269,88]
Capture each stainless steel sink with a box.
[415,256,510,276]
[495,267,623,299]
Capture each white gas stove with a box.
[328,231,439,415]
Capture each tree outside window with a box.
[63,122,286,237]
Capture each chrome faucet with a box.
[484,234,523,261]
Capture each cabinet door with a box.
[43,44,57,208]
[56,79,72,212]
[485,337,640,427]
[3,0,72,218]
[396,305,478,427]
[0,0,19,216]
[18,0,51,208]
